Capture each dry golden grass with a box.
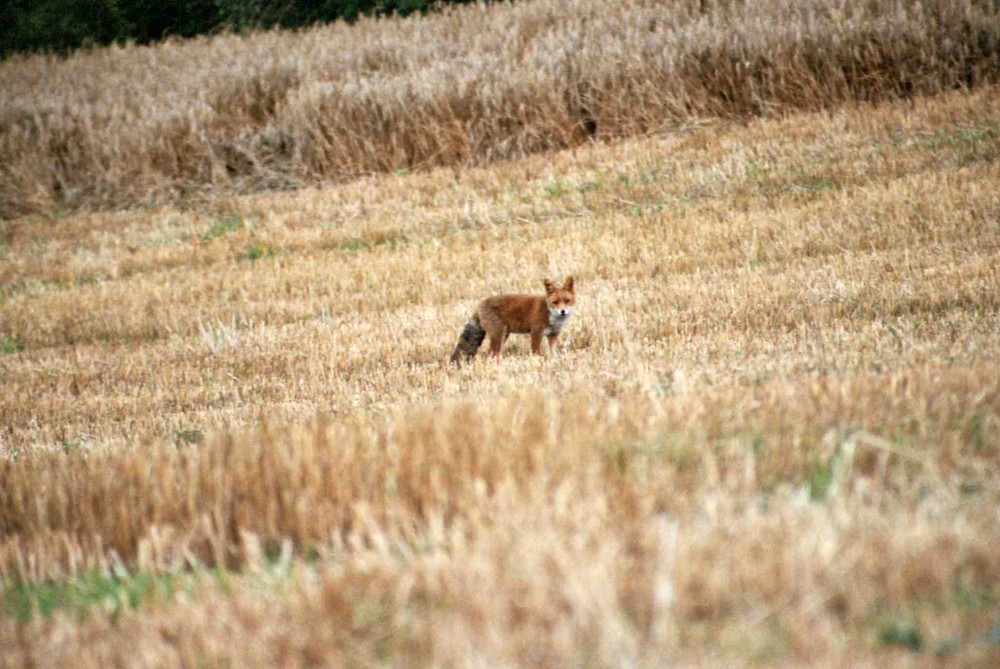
[1,80,1000,665]
[2,0,1000,218]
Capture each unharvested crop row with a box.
[2,0,999,217]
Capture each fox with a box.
[449,276,576,365]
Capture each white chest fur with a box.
[543,313,570,336]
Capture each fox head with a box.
[543,275,576,319]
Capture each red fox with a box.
[450,276,576,365]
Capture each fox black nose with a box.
[560,309,567,316]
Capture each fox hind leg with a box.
[488,327,506,358]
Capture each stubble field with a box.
[2,44,1000,669]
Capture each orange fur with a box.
[450,276,576,364]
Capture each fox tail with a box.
[449,314,486,365]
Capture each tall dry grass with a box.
[2,373,999,666]
[1,81,999,664]
[2,0,1000,217]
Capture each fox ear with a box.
[544,278,556,294]
[563,275,574,292]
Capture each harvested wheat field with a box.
[2,2,1000,667]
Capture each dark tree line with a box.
[0,0,479,58]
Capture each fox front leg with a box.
[530,328,544,354]
[547,333,559,353]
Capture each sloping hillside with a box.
[1,82,999,665]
